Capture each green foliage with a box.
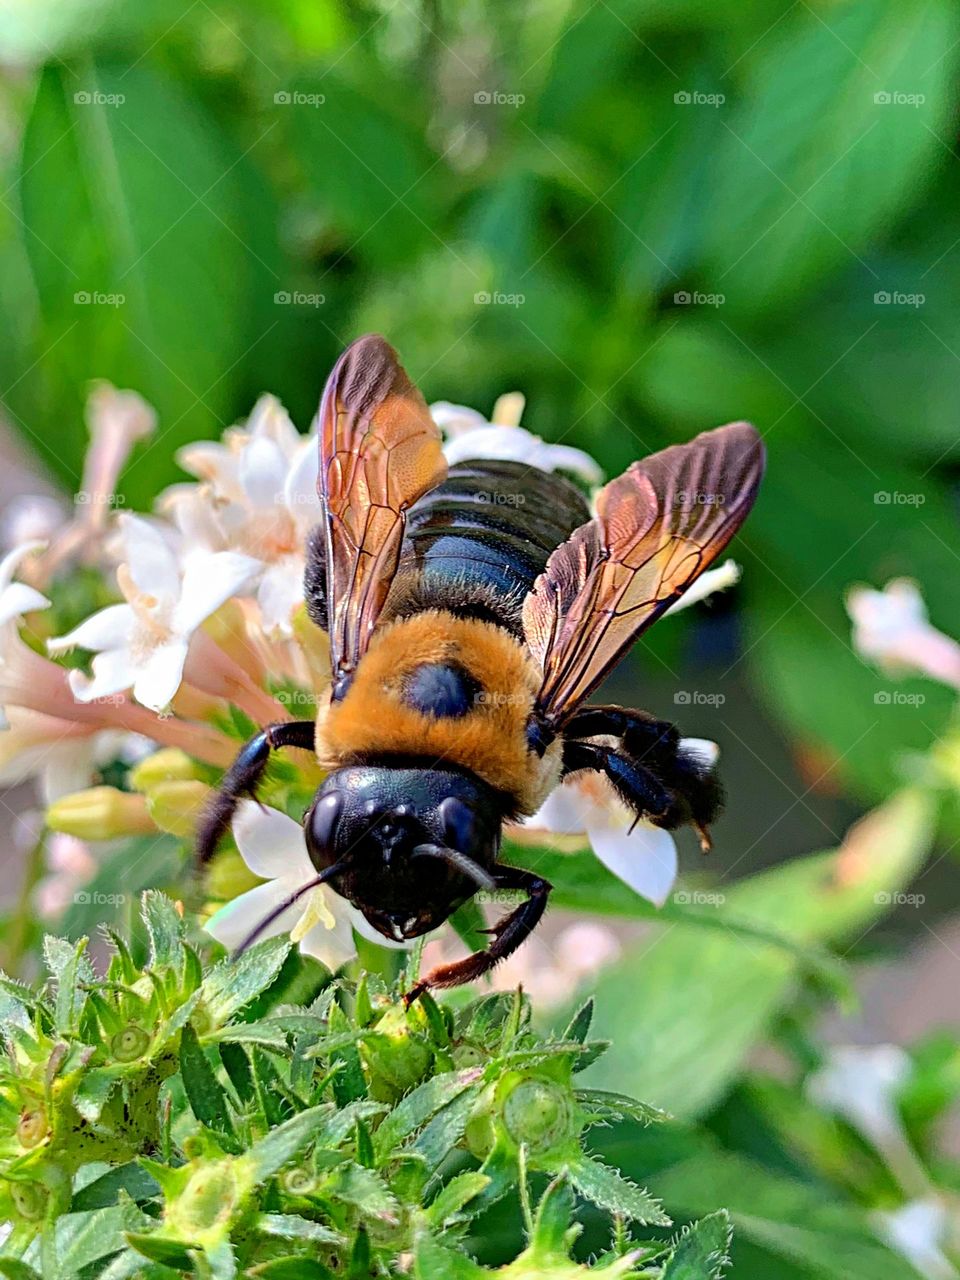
[0,893,734,1278]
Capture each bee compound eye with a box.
[438,796,479,854]
[308,791,342,861]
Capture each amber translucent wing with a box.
[317,335,446,683]
[523,422,765,727]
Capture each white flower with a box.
[0,542,51,729]
[807,1044,911,1149]
[205,801,409,968]
[874,1199,957,1280]
[172,396,321,637]
[432,398,603,486]
[1,494,66,552]
[846,578,960,690]
[521,773,679,907]
[48,514,260,713]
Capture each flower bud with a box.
[168,1160,241,1239]
[204,849,260,902]
[502,1078,576,1155]
[10,1181,46,1220]
[46,786,156,840]
[111,1024,151,1062]
[146,780,212,838]
[17,1106,49,1149]
[362,1005,433,1102]
[130,748,204,791]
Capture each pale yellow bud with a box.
[130,748,204,792]
[47,787,156,840]
[146,780,212,838]
[292,604,331,692]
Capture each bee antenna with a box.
[234,861,347,956]
[412,843,496,891]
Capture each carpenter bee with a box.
[197,335,765,1000]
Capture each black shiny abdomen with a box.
[383,460,591,632]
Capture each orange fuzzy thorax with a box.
[315,611,562,814]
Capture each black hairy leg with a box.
[561,738,672,818]
[196,720,316,864]
[562,706,724,848]
[405,867,551,1004]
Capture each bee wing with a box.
[317,334,447,684]
[522,422,765,727]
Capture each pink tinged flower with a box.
[1,494,67,552]
[80,382,156,528]
[846,578,960,691]
[48,514,260,713]
[205,801,409,968]
[521,771,681,908]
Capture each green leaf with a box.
[662,1211,733,1280]
[425,1172,490,1227]
[179,1023,237,1143]
[256,1213,341,1245]
[374,1068,483,1157]
[141,891,184,969]
[0,1263,41,1280]
[13,59,254,504]
[283,73,439,269]
[576,1088,669,1128]
[53,1202,150,1273]
[565,1154,670,1226]
[564,999,594,1045]
[201,937,291,1026]
[326,1163,398,1221]
[583,789,934,1118]
[70,1162,160,1211]
[414,1233,487,1280]
[247,1105,332,1181]
[43,935,91,1033]
[701,0,958,315]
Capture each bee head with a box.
[304,765,502,943]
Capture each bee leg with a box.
[564,705,678,760]
[561,739,672,821]
[196,720,316,865]
[404,867,551,1004]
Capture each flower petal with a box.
[0,581,51,628]
[118,514,180,602]
[284,440,322,523]
[298,910,358,970]
[233,800,314,880]
[586,818,678,907]
[346,904,416,950]
[240,436,290,510]
[0,541,46,593]
[173,551,260,635]
[206,880,307,951]
[430,401,488,437]
[48,604,136,655]
[443,425,601,484]
[257,558,305,637]
[132,640,189,712]
[68,647,138,703]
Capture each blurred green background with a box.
[1,0,959,843]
